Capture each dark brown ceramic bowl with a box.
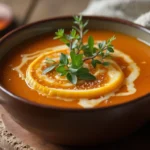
[0,16,150,146]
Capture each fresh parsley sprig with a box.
[42,16,116,84]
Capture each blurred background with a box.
[0,0,90,24]
[0,0,150,37]
[0,0,90,37]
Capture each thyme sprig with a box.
[43,16,116,84]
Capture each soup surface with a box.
[1,30,150,108]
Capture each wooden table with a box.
[0,104,150,150]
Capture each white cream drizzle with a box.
[13,43,140,108]
[79,92,115,108]
[13,46,67,80]
[113,50,140,96]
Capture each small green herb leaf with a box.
[107,47,114,52]
[77,67,89,75]
[83,29,88,35]
[77,72,96,81]
[66,73,77,84]
[70,29,76,38]
[98,41,106,49]
[76,67,96,80]
[79,15,82,21]
[102,62,110,66]
[69,68,78,73]
[91,59,101,68]
[72,26,80,32]
[45,58,55,63]
[60,37,69,44]
[82,45,92,56]
[60,53,68,65]
[83,20,89,28]
[56,65,68,75]
[54,29,64,39]
[70,51,83,69]
[107,35,116,45]
[88,36,94,51]
[72,40,78,49]
[42,64,57,75]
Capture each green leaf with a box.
[60,37,69,44]
[66,43,70,47]
[91,59,101,68]
[73,16,78,21]
[93,47,98,53]
[75,34,80,39]
[102,62,110,66]
[77,72,96,80]
[99,51,104,57]
[79,15,82,22]
[70,51,83,69]
[72,26,80,32]
[77,67,89,75]
[56,65,68,75]
[98,41,106,49]
[45,58,55,63]
[107,47,114,52]
[69,67,78,73]
[88,36,94,51]
[66,73,77,84]
[83,29,89,35]
[70,29,76,38]
[74,16,81,25]
[82,45,93,57]
[104,52,110,58]
[66,35,73,40]
[60,53,69,65]
[72,40,78,49]
[54,29,64,39]
[108,44,114,48]
[74,16,81,22]
[76,67,96,80]
[83,20,89,27]
[53,36,60,40]
[74,21,79,25]
[106,36,116,45]
[42,65,57,75]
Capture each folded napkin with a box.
[82,0,150,28]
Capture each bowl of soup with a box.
[0,16,150,146]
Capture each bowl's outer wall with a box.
[0,17,150,145]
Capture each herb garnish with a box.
[43,16,116,84]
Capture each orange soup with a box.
[1,30,150,108]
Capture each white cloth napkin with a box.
[82,0,150,28]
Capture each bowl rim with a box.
[0,15,150,112]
